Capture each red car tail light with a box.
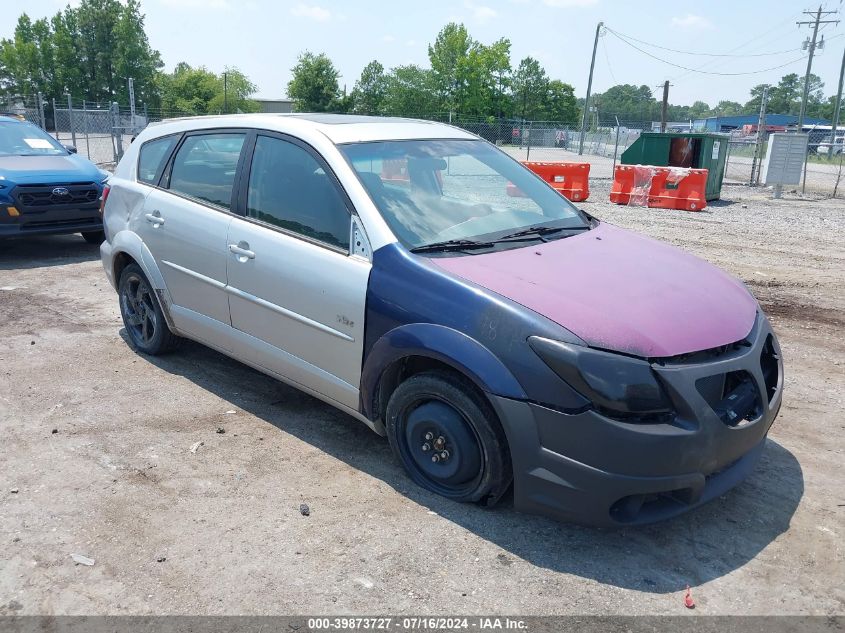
[99,184,110,215]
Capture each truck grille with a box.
[13,183,99,212]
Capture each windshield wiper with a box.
[409,238,496,254]
[495,225,589,241]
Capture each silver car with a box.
[100,114,782,526]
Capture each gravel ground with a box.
[0,182,843,616]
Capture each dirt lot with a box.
[1,181,843,616]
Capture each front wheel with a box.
[385,372,512,505]
[118,263,180,355]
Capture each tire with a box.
[117,263,180,355]
[385,371,512,506]
[81,230,105,244]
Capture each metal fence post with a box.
[612,116,621,175]
[112,102,124,161]
[36,92,46,129]
[82,100,91,159]
[67,93,76,147]
[526,121,532,161]
[51,98,58,140]
[109,102,118,163]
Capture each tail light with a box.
[99,184,110,215]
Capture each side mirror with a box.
[63,144,78,154]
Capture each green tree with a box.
[51,8,84,98]
[543,79,577,122]
[112,0,163,108]
[464,38,511,117]
[593,84,657,121]
[351,60,387,115]
[511,57,548,120]
[745,73,824,115]
[287,51,340,112]
[159,63,219,113]
[382,65,439,116]
[159,63,258,114]
[428,23,473,113]
[712,100,744,116]
[0,15,59,99]
[208,68,259,113]
[688,100,712,119]
[0,0,162,105]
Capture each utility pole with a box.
[660,80,670,133]
[750,86,769,186]
[797,6,839,129]
[831,46,845,151]
[578,21,603,155]
[223,72,228,114]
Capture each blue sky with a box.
[5,0,844,107]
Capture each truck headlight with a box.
[528,336,672,416]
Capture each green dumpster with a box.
[620,132,729,200]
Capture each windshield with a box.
[340,139,590,251]
[0,121,68,156]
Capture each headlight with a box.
[528,336,672,416]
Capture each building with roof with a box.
[693,114,830,132]
[254,98,294,114]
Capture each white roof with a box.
[147,113,477,144]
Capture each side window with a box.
[246,135,350,250]
[168,133,246,209]
[137,135,178,185]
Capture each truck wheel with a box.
[81,230,105,244]
[386,371,512,505]
[118,264,179,355]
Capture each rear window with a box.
[138,135,178,185]
[167,133,246,209]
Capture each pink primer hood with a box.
[430,222,757,358]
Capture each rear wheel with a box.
[385,371,512,505]
[118,263,179,355]
[81,230,105,244]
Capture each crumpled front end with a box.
[491,312,783,526]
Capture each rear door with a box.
[225,132,371,409]
[137,130,248,343]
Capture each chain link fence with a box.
[5,96,845,196]
[49,99,193,166]
[2,93,192,167]
[723,131,845,196]
[402,114,652,180]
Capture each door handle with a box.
[145,212,164,225]
[228,243,255,260]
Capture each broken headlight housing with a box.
[528,336,672,417]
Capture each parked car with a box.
[100,114,783,526]
[817,135,845,156]
[0,115,109,242]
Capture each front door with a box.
[225,133,370,410]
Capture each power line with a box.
[601,37,617,83]
[667,8,816,81]
[606,29,808,76]
[605,28,800,57]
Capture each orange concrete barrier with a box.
[610,164,708,211]
[519,161,590,202]
[381,159,409,185]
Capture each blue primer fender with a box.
[360,243,589,420]
[360,322,526,420]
